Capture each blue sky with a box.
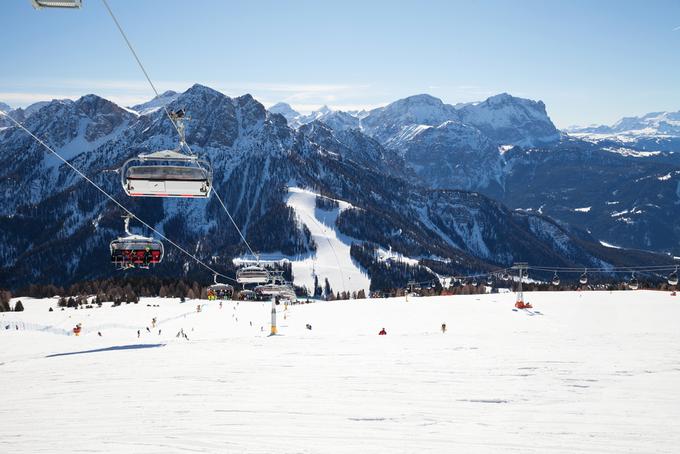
[1,0,678,127]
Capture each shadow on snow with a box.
[46,343,166,358]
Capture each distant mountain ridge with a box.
[2,83,667,290]
[567,109,680,138]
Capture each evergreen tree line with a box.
[350,242,439,291]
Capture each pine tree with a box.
[324,278,332,298]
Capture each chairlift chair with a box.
[628,274,639,290]
[32,0,81,8]
[209,274,234,299]
[121,110,213,198]
[236,265,270,284]
[254,283,297,302]
[552,272,560,286]
[579,270,588,285]
[121,150,212,198]
[668,267,678,286]
[109,216,163,269]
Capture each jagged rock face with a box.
[399,120,505,192]
[296,92,559,195]
[0,84,670,289]
[496,141,680,255]
[361,94,461,148]
[0,96,137,213]
[268,102,300,127]
[457,93,560,146]
[298,121,404,175]
[315,110,360,132]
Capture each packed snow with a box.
[1,290,679,453]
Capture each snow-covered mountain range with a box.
[270,95,680,257]
[567,109,680,139]
[0,85,675,289]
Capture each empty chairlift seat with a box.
[236,265,270,284]
[122,150,212,198]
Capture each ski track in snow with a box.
[1,291,680,453]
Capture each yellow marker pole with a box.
[270,300,278,336]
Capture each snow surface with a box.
[2,291,679,453]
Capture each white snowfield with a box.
[1,291,679,453]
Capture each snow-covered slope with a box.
[130,90,179,115]
[457,93,560,146]
[285,187,370,294]
[2,291,679,453]
[268,102,301,127]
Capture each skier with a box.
[151,317,157,328]
[441,323,447,333]
[143,246,151,266]
[378,328,387,335]
[137,330,140,338]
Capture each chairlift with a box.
[254,282,297,302]
[208,274,234,300]
[236,264,270,284]
[121,110,213,198]
[486,275,493,286]
[579,270,588,285]
[32,0,81,8]
[552,272,560,286]
[121,150,212,198]
[501,272,510,281]
[109,216,163,269]
[668,267,678,286]
[628,274,639,290]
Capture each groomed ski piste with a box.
[234,187,372,294]
[2,291,679,453]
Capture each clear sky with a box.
[1,0,678,127]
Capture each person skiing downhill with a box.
[378,328,387,335]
